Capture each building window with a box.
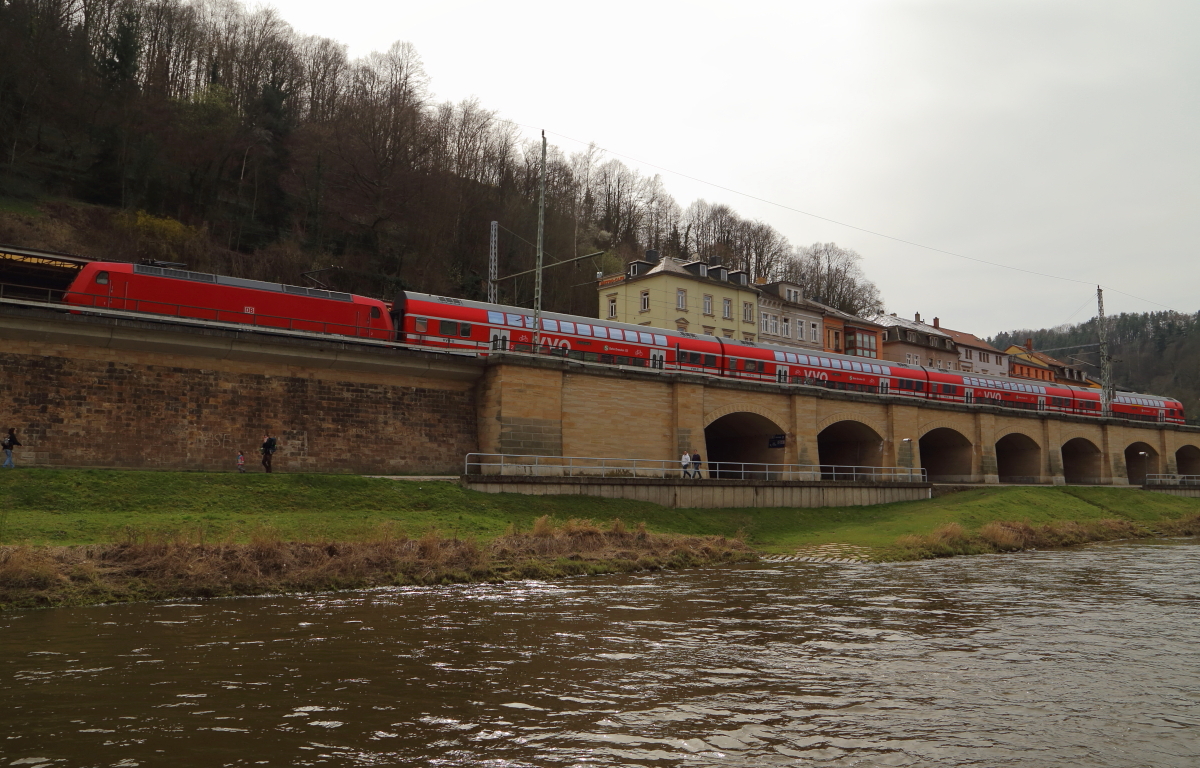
[770,315,779,335]
[743,302,754,323]
[761,313,770,333]
[676,289,687,310]
[639,291,649,312]
[607,297,617,318]
[965,348,973,360]
[810,322,819,342]
[981,352,989,363]
[703,294,713,315]
[782,318,790,338]
[723,298,733,319]
[723,329,734,338]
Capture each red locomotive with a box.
[63,261,1185,424]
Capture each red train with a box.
[64,261,1186,424]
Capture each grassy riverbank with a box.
[2,470,1199,609]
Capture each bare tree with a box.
[782,242,884,316]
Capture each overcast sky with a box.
[269,0,1198,337]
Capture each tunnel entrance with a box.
[1176,445,1200,476]
[703,412,786,478]
[1061,438,1102,484]
[1124,442,1159,484]
[817,421,884,473]
[996,433,1041,483]
[919,428,973,482]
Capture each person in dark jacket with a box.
[2,428,20,468]
[261,434,277,473]
[690,452,703,480]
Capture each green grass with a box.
[0,196,43,216]
[3,470,1199,554]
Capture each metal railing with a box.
[1145,474,1200,486]
[463,453,928,482]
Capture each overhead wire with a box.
[492,117,1184,315]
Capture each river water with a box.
[2,540,1198,767]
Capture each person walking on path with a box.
[681,450,694,479]
[691,451,703,480]
[237,450,246,473]
[2,429,20,468]
[261,434,277,473]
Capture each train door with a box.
[491,327,510,351]
[964,389,973,404]
[650,348,666,369]
[1037,396,1046,411]
[879,379,890,395]
[1158,409,1166,423]
[776,366,789,383]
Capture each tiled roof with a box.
[873,314,952,338]
[939,327,1003,353]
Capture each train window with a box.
[584,352,599,362]
[653,334,667,346]
[576,324,592,336]
[616,356,629,365]
[786,353,798,364]
[542,319,558,332]
[524,316,536,328]
[600,354,615,364]
[488,311,504,325]
[639,332,653,344]
[944,385,957,395]
[439,320,457,336]
[95,271,109,285]
[796,355,809,365]
[623,330,638,342]
[592,326,608,339]
[459,324,472,337]
[704,355,716,367]
[687,352,702,365]
[560,321,575,334]
[370,306,381,319]
[745,360,759,372]
[414,318,428,333]
[851,362,863,372]
[506,313,523,327]
[727,359,740,370]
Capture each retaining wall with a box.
[461,475,932,508]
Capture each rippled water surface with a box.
[3,540,1199,767]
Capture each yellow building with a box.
[597,253,761,341]
[1005,341,1099,387]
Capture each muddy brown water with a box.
[3,540,1198,767]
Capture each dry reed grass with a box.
[0,518,754,610]
[889,517,1152,560]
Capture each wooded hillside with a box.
[0,0,882,316]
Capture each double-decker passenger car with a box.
[62,262,1186,424]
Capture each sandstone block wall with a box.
[0,346,478,474]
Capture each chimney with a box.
[914,312,922,323]
[1025,337,1033,351]
[644,249,660,264]
[933,317,940,328]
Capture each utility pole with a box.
[488,221,498,304]
[1097,286,1114,416]
[533,131,546,349]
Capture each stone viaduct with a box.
[3,301,1198,485]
